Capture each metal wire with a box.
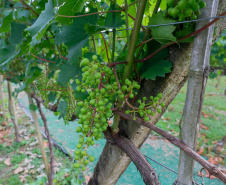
[102,15,226,33]
[144,154,201,185]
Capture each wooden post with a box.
[27,93,51,183]
[7,80,19,142]
[177,0,219,184]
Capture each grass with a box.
[155,75,226,157]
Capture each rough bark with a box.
[0,75,5,121]
[27,93,51,183]
[7,81,19,142]
[88,43,193,185]
[213,0,226,43]
[177,1,219,184]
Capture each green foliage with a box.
[149,12,176,44]
[26,0,55,46]
[0,0,211,173]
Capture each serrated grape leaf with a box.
[141,60,172,80]
[138,40,168,75]
[57,101,68,119]
[57,64,82,85]
[74,91,89,100]
[175,23,195,43]
[149,12,176,44]
[55,10,99,64]
[0,11,13,33]
[104,3,125,28]
[9,22,27,45]
[56,0,86,25]
[0,45,16,67]
[48,92,56,102]
[26,0,54,45]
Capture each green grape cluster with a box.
[125,93,165,122]
[166,0,206,21]
[73,55,141,169]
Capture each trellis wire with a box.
[101,15,226,33]
[144,154,202,185]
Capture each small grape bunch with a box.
[126,93,165,122]
[166,0,206,21]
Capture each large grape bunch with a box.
[72,55,164,170]
[167,0,206,21]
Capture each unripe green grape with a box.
[168,7,173,16]
[98,100,104,106]
[74,149,81,155]
[185,8,193,17]
[76,126,82,133]
[74,155,80,160]
[81,58,89,66]
[121,85,127,91]
[144,117,149,122]
[177,0,187,9]
[170,8,179,17]
[73,163,80,168]
[89,156,95,162]
[92,55,98,61]
[119,94,124,99]
[167,0,174,7]
[76,79,81,85]
[94,72,101,79]
[100,88,106,93]
[106,85,112,90]
[90,99,95,105]
[83,160,89,166]
[81,151,86,156]
[157,109,162,113]
[78,137,84,144]
[130,94,134,99]
[76,143,82,149]
[157,93,162,98]
[76,86,81,92]
[86,137,92,143]
[199,1,206,9]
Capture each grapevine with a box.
[73,55,165,169]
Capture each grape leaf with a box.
[55,10,99,64]
[57,64,82,85]
[104,3,125,28]
[0,11,13,33]
[48,92,57,102]
[56,0,86,25]
[140,60,172,80]
[149,12,176,44]
[74,91,89,100]
[57,101,68,119]
[9,22,27,45]
[0,45,16,67]
[26,0,54,46]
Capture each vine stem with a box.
[112,0,148,133]
[100,32,110,63]
[57,10,123,18]
[19,0,39,17]
[114,110,226,183]
[136,11,226,63]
